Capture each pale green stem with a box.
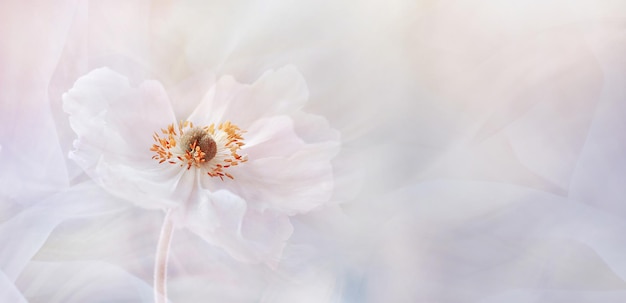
[154,208,174,303]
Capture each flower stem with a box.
[154,208,174,303]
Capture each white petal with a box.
[93,160,185,209]
[186,190,293,264]
[187,66,308,128]
[0,182,128,283]
[213,113,339,214]
[243,115,306,159]
[239,208,294,267]
[63,68,184,208]
[239,147,337,215]
[167,71,216,121]
[63,68,176,162]
[290,111,341,144]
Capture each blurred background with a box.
[2,0,626,302]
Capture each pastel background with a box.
[2,0,626,302]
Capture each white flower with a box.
[63,66,340,264]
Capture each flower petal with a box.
[63,68,182,208]
[0,181,128,284]
[185,190,293,265]
[239,208,293,267]
[243,115,306,159]
[236,146,338,215]
[290,111,341,145]
[210,112,339,214]
[167,71,216,120]
[187,66,308,128]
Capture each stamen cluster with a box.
[151,120,247,180]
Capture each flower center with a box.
[180,127,217,162]
[150,120,247,180]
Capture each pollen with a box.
[180,127,217,162]
[151,120,247,180]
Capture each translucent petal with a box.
[198,112,339,214]
[185,190,293,264]
[0,182,128,283]
[63,68,184,208]
[187,66,308,128]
